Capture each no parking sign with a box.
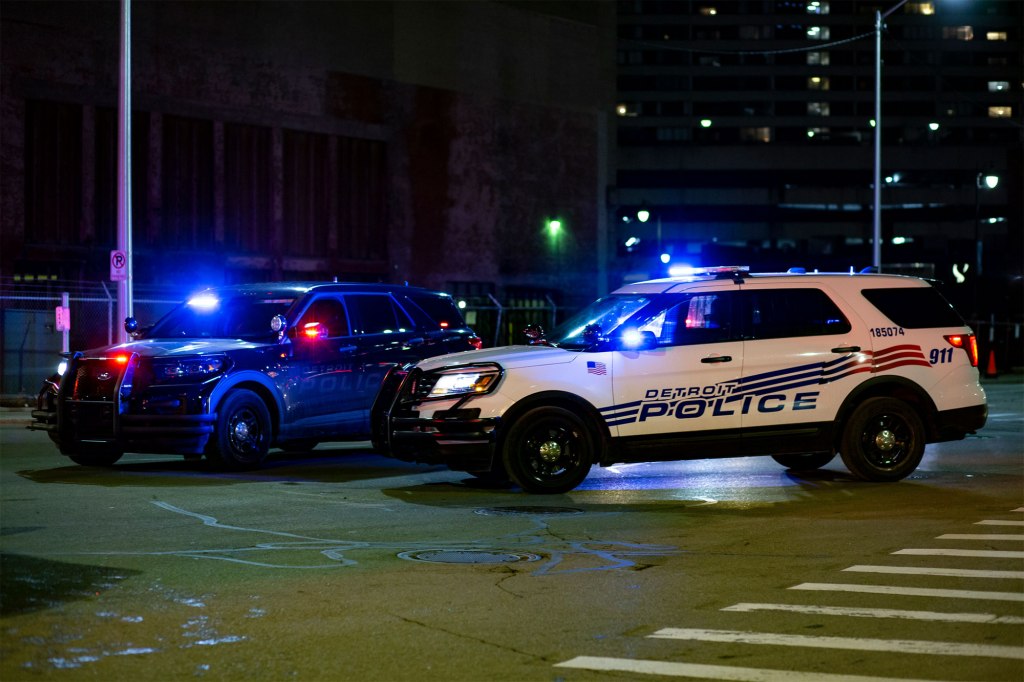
[110,250,127,281]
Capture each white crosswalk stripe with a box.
[555,509,1024,679]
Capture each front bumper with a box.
[29,356,218,456]
[388,413,500,473]
[379,366,500,473]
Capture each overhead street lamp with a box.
[872,0,910,272]
[974,173,1000,313]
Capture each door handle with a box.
[831,345,861,354]
[701,355,732,363]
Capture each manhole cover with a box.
[474,506,584,517]
[397,549,542,564]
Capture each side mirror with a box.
[616,329,658,351]
[523,324,548,346]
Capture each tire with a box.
[839,397,925,482]
[771,452,835,471]
[66,446,123,467]
[501,406,595,494]
[212,389,272,468]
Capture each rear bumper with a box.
[933,403,988,442]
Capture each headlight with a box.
[151,355,228,383]
[423,364,501,399]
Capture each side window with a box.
[296,297,349,338]
[401,292,466,329]
[345,295,413,335]
[638,292,738,347]
[742,289,851,339]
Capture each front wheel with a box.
[212,389,272,468]
[501,406,595,494]
[840,397,925,482]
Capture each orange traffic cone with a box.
[985,349,998,379]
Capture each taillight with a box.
[469,335,483,350]
[944,334,979,367]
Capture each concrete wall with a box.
[1,1,615,308]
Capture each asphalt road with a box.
[1,378,1021,681]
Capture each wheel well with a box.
[498,391,610,460]
[835,378,939,447]
[216,382,280,439]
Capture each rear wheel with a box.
[771,452,835,471]
[501,406,595,494]
[212,389,272,468]
[840,397,924,482]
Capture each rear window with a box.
[861,287,965,328]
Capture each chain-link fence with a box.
[4,278,1017,401]
[1,280,183,397]
[0,279,564,399]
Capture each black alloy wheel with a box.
[213,389,272,468]
[501,406,595,494]
[840,397,925,481]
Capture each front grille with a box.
[71,359,127,401]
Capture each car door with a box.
[340,293,420,432]
[286,295,367,437]
[736,285,871,453]
[610,285,745,451]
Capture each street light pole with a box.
[873,0,910,273]
[116,0,133,342]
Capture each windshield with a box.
[147,294,297,341]
[548,295,652,349]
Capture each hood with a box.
[84,338,269,358]
[414,344,578,372]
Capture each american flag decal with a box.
[587,361,607,375]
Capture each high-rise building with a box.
[614,0,1021,317]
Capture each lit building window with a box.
[988,81,1010,93]
[740,127,772,143]
[617,103,639,117]
[807,127,830,139]
[988,106,1012,118]
[807,51,830,66]
[699,7,717,15]
[808,102,830,116]
[808,76,830,91]
[806,1,829,15]
[807,26,830,40]
[942,26,973,40]
[905,2,935,14]
[986,31,1008,41]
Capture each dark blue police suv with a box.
[30,282,480,468]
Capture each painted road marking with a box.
[938,534,1024,541]
[648,628,1024,659]
[555,656,959,681]
[843,564,1024,579]
[721,602,1024,624]
[977,520,1024,526]
[790,582,1024,602]
[894,548,1024,558]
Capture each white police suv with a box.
[379,267,987,493]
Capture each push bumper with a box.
[387,412,501,473]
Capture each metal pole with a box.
[116,0,133,342]
[873,1,909,273]
[872,9,882,272]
